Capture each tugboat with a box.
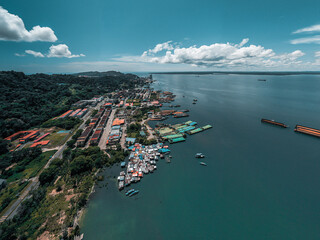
[199,162,207,166]
[126,189,135,196]
[195,153,205,158]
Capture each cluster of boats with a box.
[117,143,170,190]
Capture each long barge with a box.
[261,119,288,128]
[294,125,320,138]
[168,137,186,143]
[173,113,189,118]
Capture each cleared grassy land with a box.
[46,132,69,148]
[19,175,95,238]
[6,150,57,183]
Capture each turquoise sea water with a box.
[81,74,320,240]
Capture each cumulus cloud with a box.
[21,44,84,58]
[293,24,320,34]
[25,50,44,57]
[273,50,305,62]
[0,6,57,42]
[290,35,320,44]
[115,39,306,69]
[142,41,174,56]
[47,44,85,58]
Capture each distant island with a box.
[150,71,320,75]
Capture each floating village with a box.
[117,92,213,195]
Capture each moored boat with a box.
[129,190,139,197]
[125,189,135,196]
[199,162,207,166]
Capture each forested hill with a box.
[0,71,142,139]
[73,70,138,78]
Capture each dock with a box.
[294,125,320,138]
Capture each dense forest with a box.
[0,71,142,139]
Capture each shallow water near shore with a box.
[81,74,320,240]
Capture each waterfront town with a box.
[0,72,214,239]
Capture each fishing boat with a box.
[125,189,135,196]
[195,153,205,158]
[199,162,207,166]
[192,102,196,104]
[129,190,139,197]
[193,99,198,101]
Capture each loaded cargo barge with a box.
[261,119,288,128]
[187,125,212,135]
[294,125,320,138]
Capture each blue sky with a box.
[1,0,320,73]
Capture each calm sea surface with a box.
[81,74,320,240]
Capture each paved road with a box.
[120,124,127,149]
[98,109,115,150]
[0,108,93,223]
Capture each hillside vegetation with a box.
[0,71,141,139]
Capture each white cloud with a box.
[14,53,25,57]
[25,50,44,58]
[315,51,320,58]
[24,44,85,58]
[273,50,305,61]
[142,41,174,56]
[236,38,249,47]
[114,39,306,69]
[290,35,320,44]
[47,44,85,58]
[293,24,320,34]
[0,6,57,42]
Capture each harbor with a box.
[81,74,320,240]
